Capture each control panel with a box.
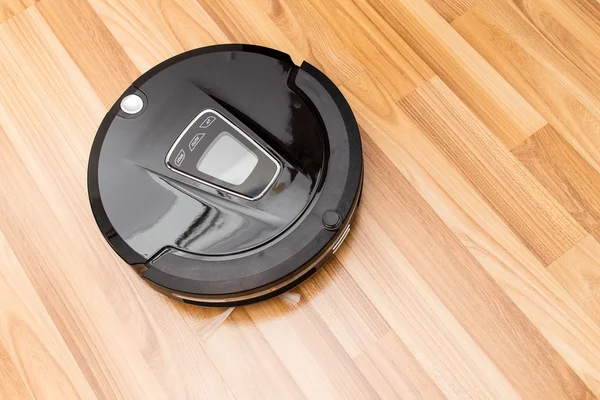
[166,109,281,200]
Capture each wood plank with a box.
[0,129,160,399]
[243,299,380,399]
[241,0,366,85]
[87,0,228,73]
[181,306,305,400]
[512,125,600,233]
[472,0,600,119]
[572,0,600,23]
[338,210,519,399]
[355,0,546,148]
[354,332,445,400]
[296,259,391,358]
[424,0,474,21]
[512,0,600,87]
[305,0,434,98]
[453,7,600,172]
[548,235,600,327]
[398,77,585,265]
[341,72,600,396]
[90,0,363,86]
[0,339,33,400]
[0,125,235,399]
[0,226,96,399]
[345,133,594,399]
[0,7,105,163]
[37,0,139,106]
[0,0,34,24]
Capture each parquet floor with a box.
[1,0,600,398]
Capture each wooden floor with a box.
[1,0,600,398]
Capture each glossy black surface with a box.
[88,45,362,304]
[92,47,324,258]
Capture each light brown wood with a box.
[512,0,600,88]
[305,0,435,98]
[358,134,592,399]
[342,71,600,397]
[358,0,547,149]
[0,0,34,23]
[355,331,446,399]
[1,0,600,398]
[424,0,473,21]
[398,78,585,265]
[452,6,600,171]
[549,235,600,328]
[512,125,600,233]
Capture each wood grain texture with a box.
[424,0,473,21]
[512,125,600,233]
[306,0,434,98]
[453,7,600,171]
[358,133,593,399]
[0,9,233,399]
[1,0,600,398]
[87,0,227,73]
[0,225,93,400]
[359,0,547,149]
[37,0,139,106]
[398,78,585,265]
[0,341,32,400]
[234,0,365,85]
[342,72,600,396]
[0,0,34,23]
[548,235,600,327]
[335,190,523,399]
[513,0,600,87]
[470,0,600,122]
[355,332,446,399]
[180,306,307,400]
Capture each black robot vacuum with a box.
[88,44,363,306]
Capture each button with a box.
[120,94,144,114]
[174,149,185,166]
[189,133,204,151]
[322,210,342,230]
[199,116,216,128]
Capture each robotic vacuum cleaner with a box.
[88,44,362,306]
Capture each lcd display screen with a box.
[196,131,258,185]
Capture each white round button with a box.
[120,94,144,114]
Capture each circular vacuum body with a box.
[88,45,363,306]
